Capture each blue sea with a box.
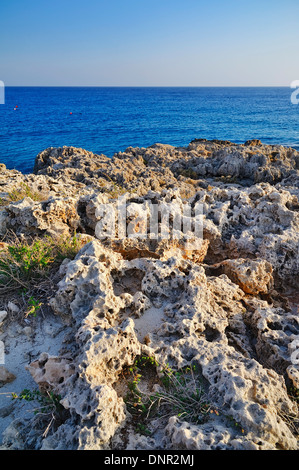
[0,87,298,174]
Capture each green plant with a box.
[12,388,64,438]
[157,363,214,423]
[7,240,54,275]
[224,413,245,433]
[125,356,215,426]
[25,296,43,317]
[0,233,86,290]
[12,388,62,414]
[54,233,86,262]
[135,355,159,369]
[136,423,151,436]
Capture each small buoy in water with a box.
[70,112,73,115]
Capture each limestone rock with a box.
[44,240,299,449]
[5,196,80,237]
[221,258,274,295]
[7,302,20,314]
[0,311,7,325]
[0,139,299,450]
[26,352,76,393]
[0,366,16,386]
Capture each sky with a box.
[0,0,298,86]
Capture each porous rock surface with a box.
[0,139,298,450]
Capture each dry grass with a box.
[124,356,215,427]
[178,168,198,179]
[0,183,49,207]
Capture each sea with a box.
[0,86,298,174]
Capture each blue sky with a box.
[0,0,298,86]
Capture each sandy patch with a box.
[133,305,165,344]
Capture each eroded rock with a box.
[33,240,299,449]
[0,366,16,387]
[0,139,298,450]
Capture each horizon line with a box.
[4,85,292,88]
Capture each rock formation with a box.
[0,139,298,450]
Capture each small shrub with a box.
[25,296,43,317]
[12,388,65,438]
[0,233,87,293]
[12,388,62,415]
[5,240,54,278]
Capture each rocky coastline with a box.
[0,139,298,450]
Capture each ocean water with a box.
[0,87,298,174]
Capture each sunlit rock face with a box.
[0,140,298,450]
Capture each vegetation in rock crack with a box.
[99,174,128,198]
[11,388,66,438]
[12,388,62,414]
[288,386,299,405]
[25,296,43,317]
[124,355,217,431]
[0,233,87,318]
[177,168,199,179]
[0,183,48,206]
[0,233,85,289]
[283,386,299,435]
